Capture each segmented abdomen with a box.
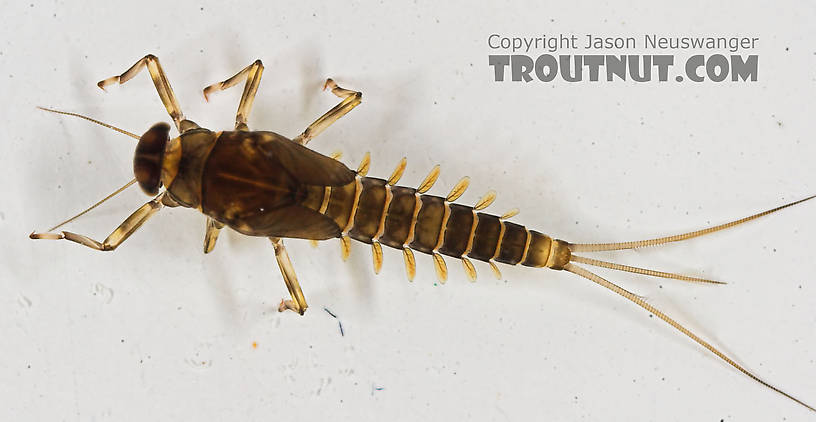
[303,173,555,280]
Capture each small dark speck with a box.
[785,47,789,51]
[140,359,143,364]
[120,339,125,343]
[773,248,777,252]
[648,314,653,318]
[312,13,316,17]
[777,121,783,127]
[30,3,33,7]
[200,7,203,11]
[27,364,31,369]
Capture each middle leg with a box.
[200,60,266,250]
[269,237,308,315]
[203,218,225,254]
[202,60,264,131]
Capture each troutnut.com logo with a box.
[488,34,759,83]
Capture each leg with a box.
[97,54,198,133]
[202,60,264,131]
[269,237,308,315]
[203,217,225,254]
[30,194,164,251]
[292,79,362,145]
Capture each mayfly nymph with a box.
[30,55,815,411]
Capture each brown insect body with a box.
[30,56,815,411]
[159,129,356,239]
[151,124,567,270]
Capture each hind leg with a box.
[292,79,362,146]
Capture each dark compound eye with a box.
[134,122,171,195]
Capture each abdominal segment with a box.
[303,176,554,268]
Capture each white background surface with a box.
[1,1,815,421]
